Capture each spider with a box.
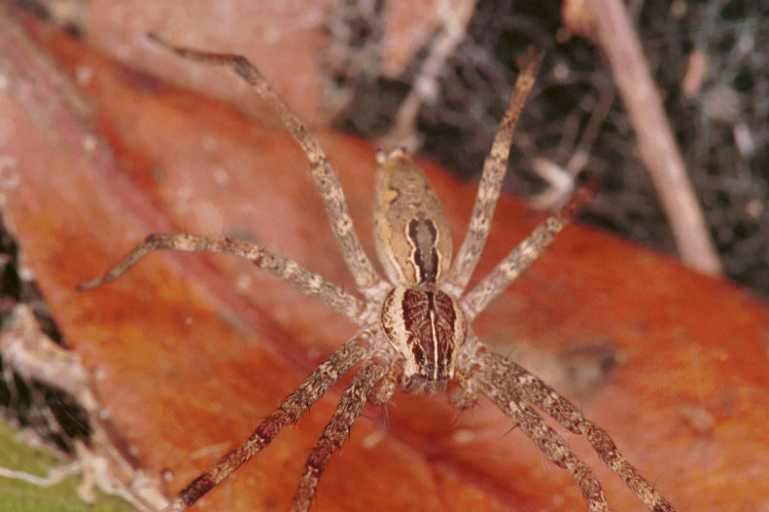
[78,34,676,512]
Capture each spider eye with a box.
[381,287,466,389]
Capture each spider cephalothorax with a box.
[375,148,466,391]
[79,35,676,512]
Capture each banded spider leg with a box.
[78,32,677,512]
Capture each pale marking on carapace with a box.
[374,149,452,288]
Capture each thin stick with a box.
[379,0,478,151]
[586,0,721,276]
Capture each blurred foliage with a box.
[1,216,91,457]
[1,215,96,509]
[0,421,132,512]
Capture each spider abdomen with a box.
[381,286,466,392]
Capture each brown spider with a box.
[78,34,676,512]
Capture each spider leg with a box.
[444,50,542,297]
[480,349,675,512]
[77,233,364,324]
[291,361,389,512]
[161,331,371,512]
[477,368,609,511]
[148,33,386,297]
[461,186,593,320]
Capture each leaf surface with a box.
[2,14,768,511]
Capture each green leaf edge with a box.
[0,420,135,512]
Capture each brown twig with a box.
[585,0,722,275]
[379,0,477,151]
